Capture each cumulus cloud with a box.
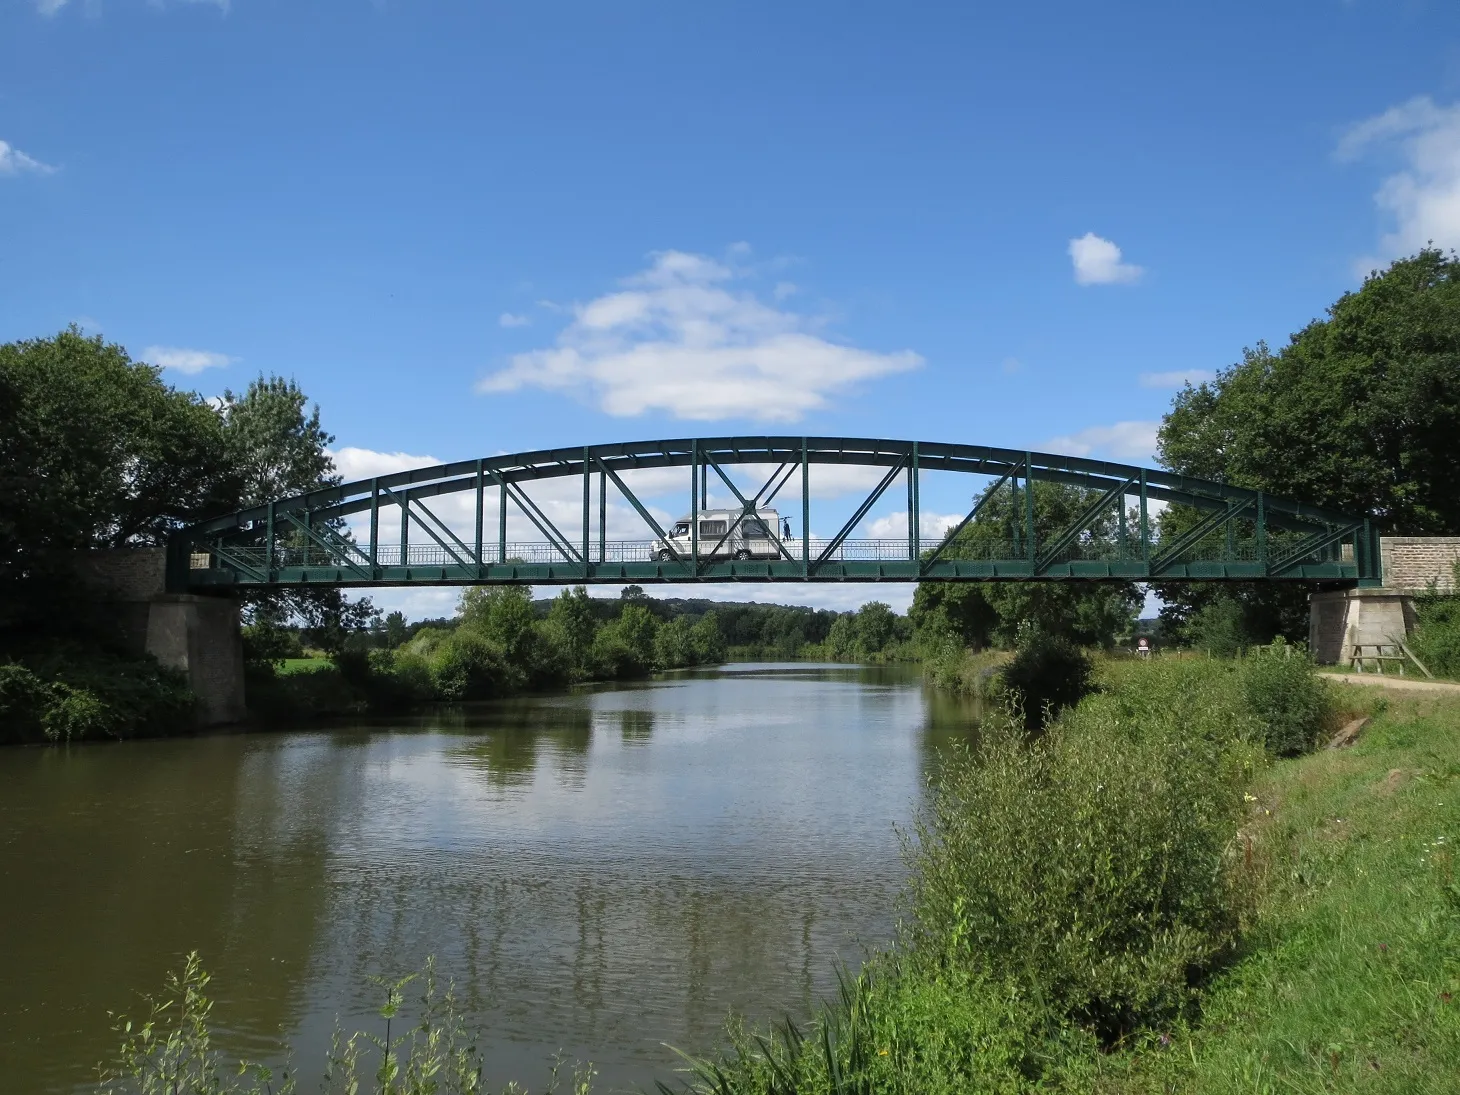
[1339,96,1460,266]
[477,250,923,422]
[1139,369,1213,389]
[1068,233,1143,286]
[1046,420,1160,461]
[498,312,531,328]
[0,139,54,175]
[143,345,236,374]
[330,447,443,482]
[866,510,967,540]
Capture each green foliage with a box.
[1183,595,1249,656]
[545,587,599,678]
[1408,574,1460,679]
[996,626,1094,731]
[1239,640,1330,756]
[1157,249,1460,638]
[824,602,913,661]
[0,645,194,744]
[592,603,660,678]
[915,482,1141,649]
[431,630,515,700]
[0,662,48,742]
[99,953,595,1094]
[0,328,234,623]
[219,375,336,508]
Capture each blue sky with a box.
[5,1,1460,617]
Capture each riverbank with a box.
[59,656,1460,1093]
[669,662,1460,1093]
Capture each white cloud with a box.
[498,312,531,328]
[1046,420,1160,461]
[866,510,967,540]
[329,447,443,482]
[1001,356,1023,375]
[0,139,55,175]
[773,281,798,301]
[477,250,923,422]
[1338,96,1460,266]
[1139,369,1213,389]
[143,345,236,373]
[34,0,68,14]
[1068,232,1143,286]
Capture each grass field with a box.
[1096,682,1460,1093]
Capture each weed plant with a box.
[96,953,595,1095]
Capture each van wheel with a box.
[734,549,752,561]
[657,549,674,561]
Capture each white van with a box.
[654,508,790,561]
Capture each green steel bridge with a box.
[169,437,1380,592]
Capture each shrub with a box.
[0,662,47,743]
[41,683,119,741]
[1408,588,1460,678]
[998,625,1094,731]
[1240,638,1331,755]
[906,700,1255,1044]
[431,631,514,700]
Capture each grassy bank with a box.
[665,660,1459,1093]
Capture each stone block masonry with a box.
[79,548,246,726]
[1381,537,1460,593]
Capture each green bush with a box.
[0,662,47,743]
[1408,587,1460,678]
[41,683,118,742]
[431,631,514,700]
[905,697,1256,1045]
[997,626,1094,731]
[1240,639,1331,755]
[4,645,196,743]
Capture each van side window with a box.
[674,522,690,535]
[742,518,769,538]
[699,520,727,537]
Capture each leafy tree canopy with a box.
[1155,248,1460,644]
[1159,248,1460,533]
[912,481,1142,648]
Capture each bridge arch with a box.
[172,437,1378,590]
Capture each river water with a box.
[0,663,976,1093]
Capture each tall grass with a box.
[95,954,595,1095]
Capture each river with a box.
[0,662,977,1093]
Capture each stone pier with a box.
[1308,536,1460,666]
[77,548,246,726]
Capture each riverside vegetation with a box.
[94,648,1460,1094]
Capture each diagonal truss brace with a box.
[812,457,908,573]
[484,469,582,564]
[1035,478,1136,573]
[592,456,681,562]
[280,511,373,580]
[1268,523,1362,575]
[1150,498,1252,574]
[702,454,798,565]
[920,470,1014,572]
[380,485,477,568]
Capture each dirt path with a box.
[1323,671,1460,692]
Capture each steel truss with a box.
[170,437,1379,591]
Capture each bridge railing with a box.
[198,530,1352,574]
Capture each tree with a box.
[0,328,234,625]
[1160,249,1460,533]
[913,481,1142,648]
[1156,248,1460,643]
[219,375,337,506]
[545,587,598,676]
[218,374,378,648]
